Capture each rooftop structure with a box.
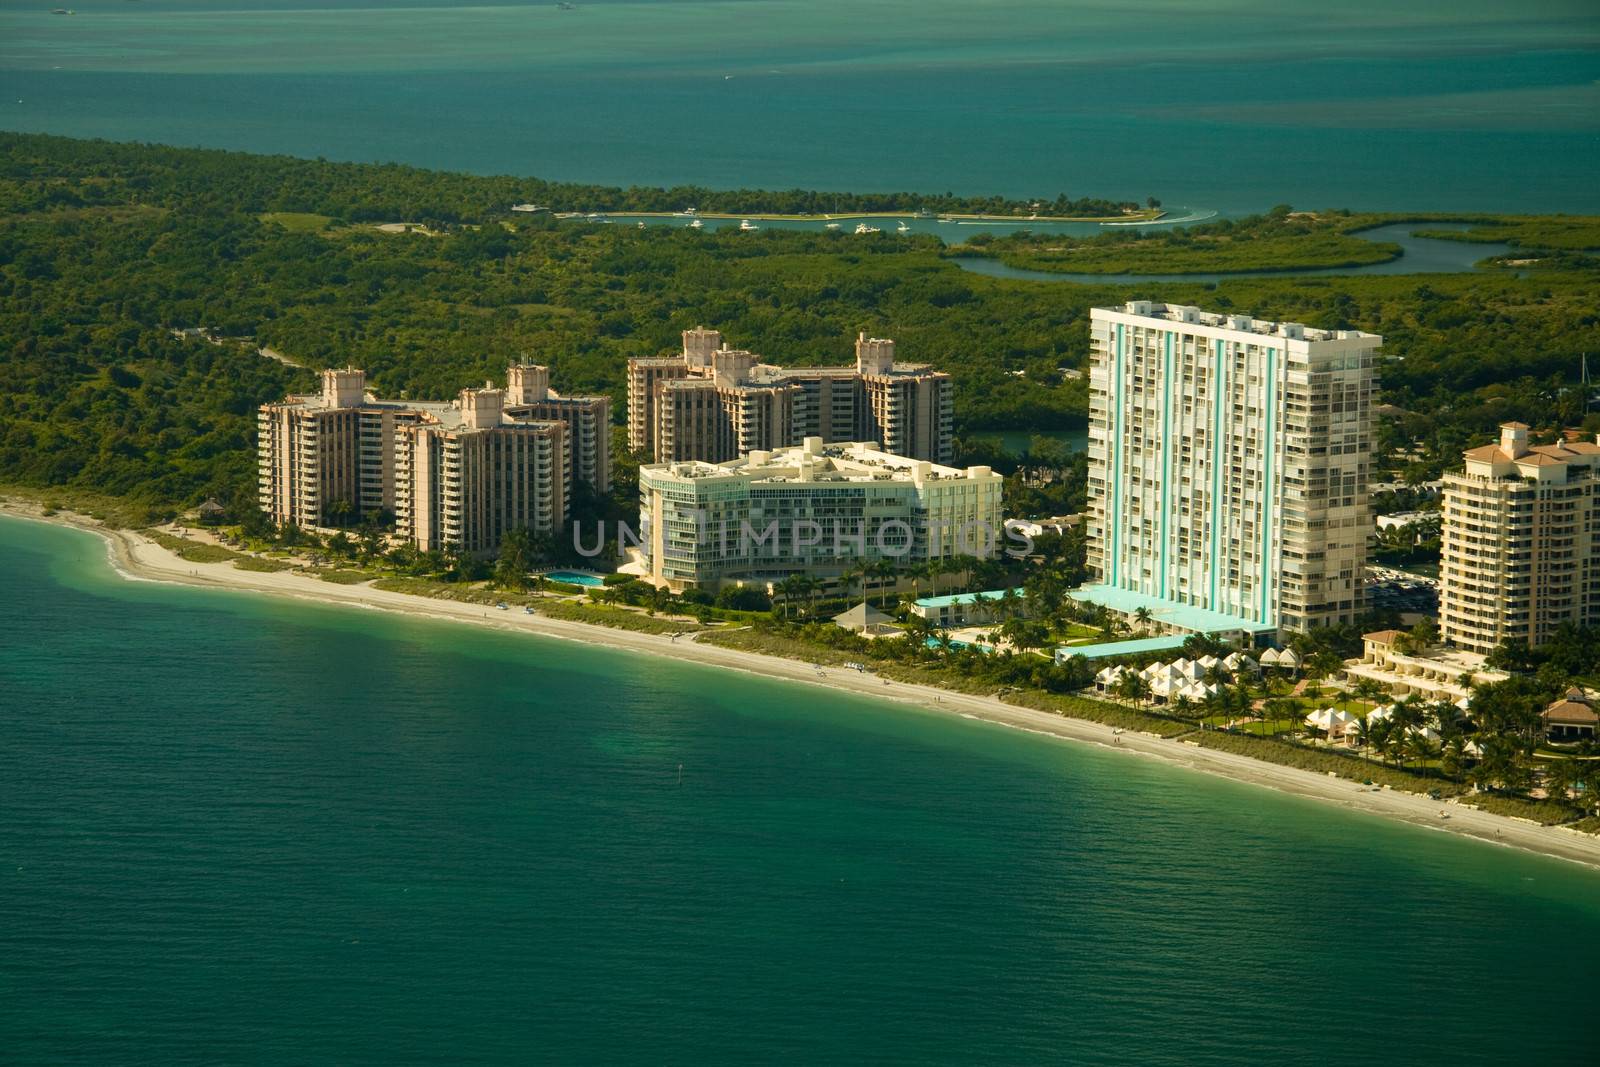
[1542,688,1598,741]
[1054,635,1191,663]
[637,438,1001,591]
[1085,301,1379,637]
[1440,423,1600,653]
[909,588,1026,628]
[627,328,952,464]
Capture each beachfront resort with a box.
[241,298,1600,811]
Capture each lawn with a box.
[260,211,333,233]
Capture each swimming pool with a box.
[544,570,606,587]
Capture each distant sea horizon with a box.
[2,0,1599,214]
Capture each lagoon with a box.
[953,223,1518,285]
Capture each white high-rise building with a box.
[1082,302,1379,636]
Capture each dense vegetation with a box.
[0,133,1134,223]
[2,132,1599,521]
[1412,216,1600,252]
[962,207,1403,274]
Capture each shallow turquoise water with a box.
[1,1,1597,212]
[1,513,1597,1062]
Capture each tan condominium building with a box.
[626,328,953,464]
[504,362,612,495]
[1440,423,1600,653]
[638,438,1001,591]
[258,368,426,529]
[260,365,595,554]
[394,386,566,556]
[1084,302,1379,637]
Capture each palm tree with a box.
[1133,606,1154,630]
[1405,731,1437,778]
[775,574,805,620]
[1115,672,1151,706]
[1544,758,1579,804]
[872,558,899,605]
[794,574,820,619]
[1351,677,1387,709]
[1369,719,1396,766]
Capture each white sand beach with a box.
[9,500,1600,872]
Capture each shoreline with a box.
[558,209,1164,224]
[7,501,1600,873]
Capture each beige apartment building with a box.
[626,328,953,464]
[1439,423,1600,653]
[504,362,612,495]
[258,369,426,529]
[394,387,567,556]
[1084,302,1379,637]
[259,365,594,555]
[637,438,1001,591]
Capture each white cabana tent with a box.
[1095,665,1129,691]
[1178,680,1221,702]
[1224,652,1260,673]
[1305,708,1355,736]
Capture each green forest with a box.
[2,132,1599,519]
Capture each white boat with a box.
[854,223,880,234]
[824,222,841,230]
[637,222,646,229]
[896,221,910,233]
[688,219,704,229]
[739,219,759,231]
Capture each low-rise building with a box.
[637,438,1002,591]
[909,588,1026,629]
[1343,629,1508,704]
[1542,688,1598,742]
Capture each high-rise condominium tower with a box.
[1084,302,1379,636]
[1439,423,1600,653]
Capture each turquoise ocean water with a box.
[2,513,1598,1062]
[2,1,1599,213]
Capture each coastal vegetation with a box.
[959,207,1403,275]
[4,134,1599,522]
[0,133,1136,223]
[1410,216,1600,252]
